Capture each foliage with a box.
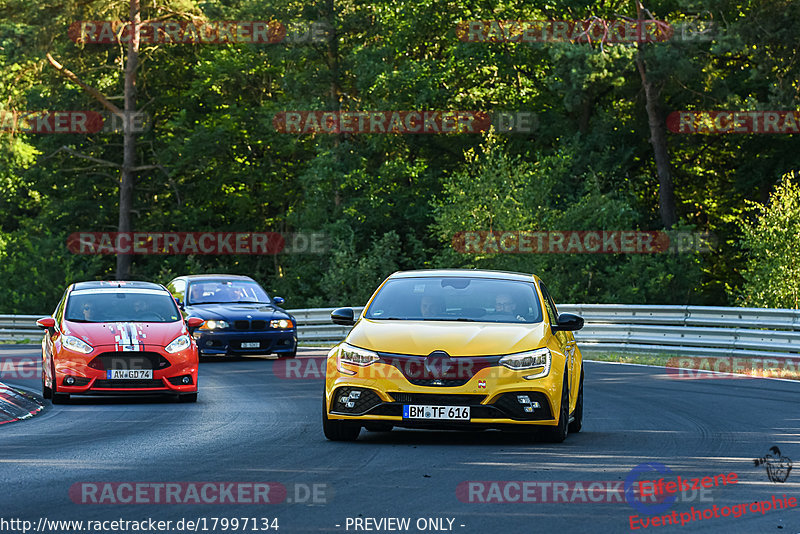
[1,0,799,312]
[733,171,800,309]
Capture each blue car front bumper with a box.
[193,329,297,356]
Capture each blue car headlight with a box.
[199,320,229,330]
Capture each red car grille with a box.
[92,379,166,389]
[88,352,171,371]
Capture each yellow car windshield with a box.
[364,277,543,323]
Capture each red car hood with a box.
[62,320,187,350]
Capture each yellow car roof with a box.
[387,269,541,283]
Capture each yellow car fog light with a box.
[516,395,541,412]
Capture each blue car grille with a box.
[233,320,268,330]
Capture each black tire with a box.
[322,393,360,441]
[50,364,69,404]
[179,392,198,403]
[568,369,584,434]
[364,422,393,432]
[51,392,70,404]
[540,371,569,443]
[279,349,297,359]
[41,357,52,400]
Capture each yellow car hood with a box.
[346,319,548,356]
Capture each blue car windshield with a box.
[65,289,181,323]
[187,280,271,305]
[364,277,544,323]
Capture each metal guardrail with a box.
[0,316,44,342]
[3,305,800,359]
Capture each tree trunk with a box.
[636,1,677,228]
[116,0,141,279]
[324,0,342,208]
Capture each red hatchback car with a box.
[37,281,204,403]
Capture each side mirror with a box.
[552,313,584,332]
[36,317,56,329]
[186,317,205,333]
[174,297,184,310]
[273,296,285,306]
[331,307,356,326]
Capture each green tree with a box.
[733,170,800,309]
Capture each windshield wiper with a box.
[191,300,270,305]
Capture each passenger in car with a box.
[420,295,445,317]
[189,285,205,304]
[495,293,525,321]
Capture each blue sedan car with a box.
[167,275,297,358]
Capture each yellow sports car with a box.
[323,269,584,442]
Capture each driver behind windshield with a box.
[189,285,205,304]
[214,285,236,302]
[132,299,149,314]
[81,301,96,321]
[420,295,445,317]
[495,293,525,321]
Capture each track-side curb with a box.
[0,382,44,425]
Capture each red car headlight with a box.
[165,335,191,354]
[62,335,93,354]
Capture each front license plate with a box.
[241,342,260,348]
[106,369,153,380]
[403,405,470,420]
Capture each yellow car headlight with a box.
[337,343,379,375]
[499,348,551,379]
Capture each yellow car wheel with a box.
[322,393,361,441]
[568,370,584,434]
[540,372,569,443]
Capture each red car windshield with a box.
[65,290,181,323]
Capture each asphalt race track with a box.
[1,345,799,533]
